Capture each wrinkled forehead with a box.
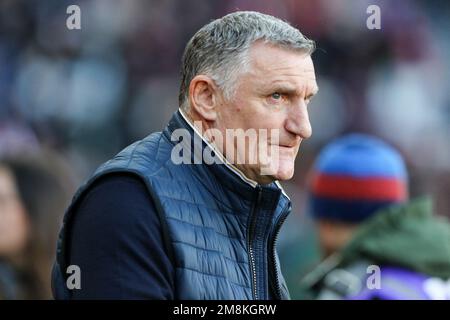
[246,42,317,87]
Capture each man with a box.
[299,134,450,300]
[52,11,318,299]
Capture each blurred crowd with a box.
[0,0,449,299]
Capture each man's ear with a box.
[188,75,220,121]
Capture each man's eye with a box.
[271,92,282,100]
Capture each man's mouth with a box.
[267,144,297,159]
[272,143,297,149]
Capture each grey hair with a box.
[178,11,316,110]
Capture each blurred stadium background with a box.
[0,0,449,299]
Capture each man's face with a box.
[215,42,318,184]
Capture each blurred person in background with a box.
[298,134,450,300]
[0,153,72,299]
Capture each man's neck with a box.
[178,107,260,187]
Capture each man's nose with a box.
[284,100,312,139]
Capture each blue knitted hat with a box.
[309,134,408,223]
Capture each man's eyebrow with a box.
[263,82,319,98]
[265,82,297,92]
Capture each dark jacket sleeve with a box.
[68,173,175,299]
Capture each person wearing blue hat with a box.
[299,134,450,300]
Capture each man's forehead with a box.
[248,44,316,79]
[248,58,317,91]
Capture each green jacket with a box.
[299,197,450,299]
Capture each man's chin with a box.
[260,160,295,181]
[272,167,295,181]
